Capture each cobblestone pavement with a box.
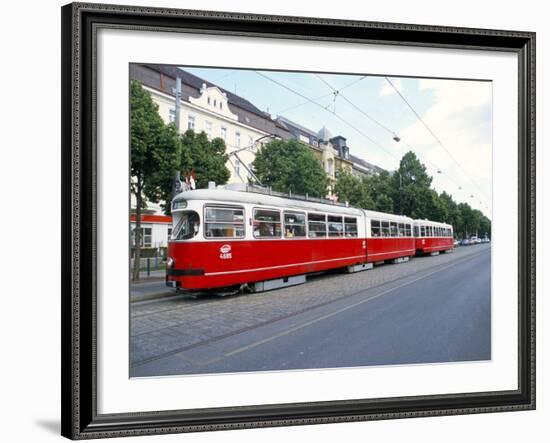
[130,244,490,368]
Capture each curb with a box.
[131,290,178,303]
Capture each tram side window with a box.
[345,217,358,237]
[204,206,245,238]
[173,211,200,240]
[283,211,306,238]
[371,220,381,237]
[328,215,344,237]
[381,221,391,237]
[398,223,405,237]
[406,224,412,237]
[253,209,282,238]
[390,222,398,237]
[414,225,420,237]
[308,213,327,238]
[421,226,426,237]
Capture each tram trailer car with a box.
[413,220,454,255]
[165,188,418,292]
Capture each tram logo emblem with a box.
[219,244,232,260]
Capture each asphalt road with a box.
[130,244,491,377]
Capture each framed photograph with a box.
[61,2,535,439]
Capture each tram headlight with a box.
[167,257,175,268]
[172,199,187,210]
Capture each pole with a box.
[171,77,182,199]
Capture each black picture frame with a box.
[61,2,536,439]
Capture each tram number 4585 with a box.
[219,244,233,260]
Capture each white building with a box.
[130,64,294,185]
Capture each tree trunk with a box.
[132,180,142,281]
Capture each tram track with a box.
[131,246,489,369]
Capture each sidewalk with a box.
[136,269,166,281]
[130,269,178,302]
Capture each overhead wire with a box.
[254,71,400,163]
[384,77,491,202]
[314,74,481,203]
[256,70,490,214]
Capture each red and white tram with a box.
[413,219,454,255]
[166,187,423,292]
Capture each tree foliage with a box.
[252,139,328,197]
[333,150,491,239]
[363,171,394,213]
[179,130,230,190]
[333,171,374,208]
[130,80,181,280]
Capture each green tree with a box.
[130,80,180,281]
[391,151,433,218]
[179,130,230,190]
[252,139,328,197]
[333,170,374,208]
[363,170,394,213]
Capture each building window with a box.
[207,96,211,105]
[253,209,281,238]
[213,99,217,107]
[169,108,176,123]
[233,161,240,178]
[327,159,334,176]
[204,206,245,238]
[205,121,212,139]
[235,131,241,147]
[132,227,152,247]
[187,115,195,130]
[219,101,223,110]
[221,126,227,141]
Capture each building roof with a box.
[317,126,333,142]
[350,154,385,174]
[276,116,319,140]
[146,64,270,119]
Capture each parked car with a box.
[460,239,470,246]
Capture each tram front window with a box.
[173,211,200,240]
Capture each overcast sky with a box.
[184,66,492,218]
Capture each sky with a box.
[184,66,492,219]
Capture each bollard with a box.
[146,257,150,276]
